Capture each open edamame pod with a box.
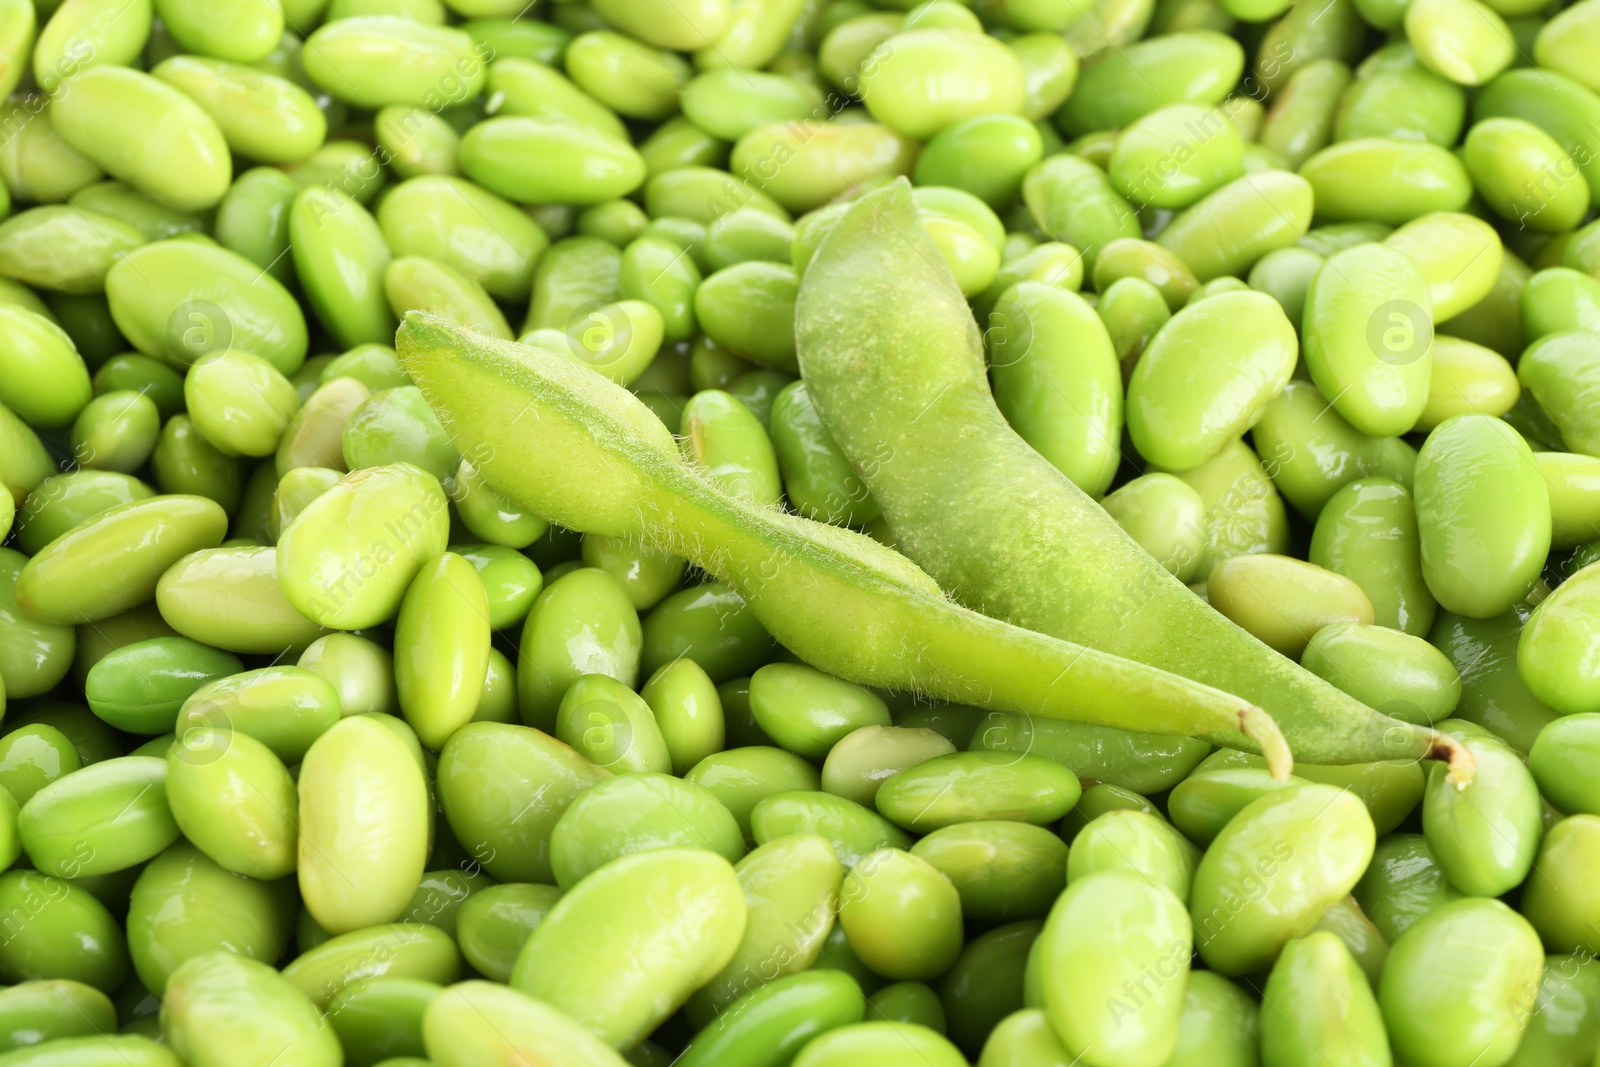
[793,178,1470,780]
[397,312,1294,777]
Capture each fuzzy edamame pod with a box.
[789,179,1467,776]
[398,312,1295,776]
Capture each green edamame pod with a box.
[989,283,1122,496]
[402,311,1301,773]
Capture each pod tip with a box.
[1240,705,1294,782]
[1433,731,1477,789]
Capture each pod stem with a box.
[1432,731,1477,789]
[1240,706,1293,782]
